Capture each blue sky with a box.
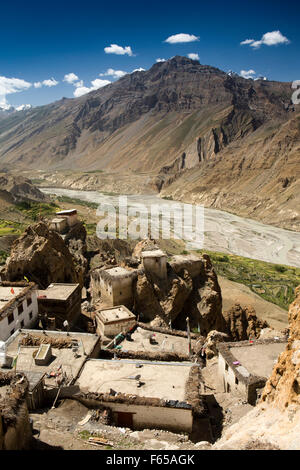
[1,0,299,108]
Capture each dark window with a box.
[27,296,32,306]
[29,312,33,320]
[18,304,23,315]
[8,312,14,324]
[10,328,15,335]
[235,377,239,385]
[225,363,229,371]
[20,320,25,328]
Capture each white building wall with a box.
[97,318,136,338]
[143,257,167,280]
[0,290,39,341]
[218,353,248,399]
[98,402,193,433]
[99,277,134,308]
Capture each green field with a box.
[13,201,59,220]
[56,195,98,209]
[0,219,26,236]
[195,249,300,311]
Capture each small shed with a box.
[56,209,78,227]
[49,217,68,234]
[96,306,136,338]
[25,371,46,410]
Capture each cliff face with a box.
[261,286,300,408]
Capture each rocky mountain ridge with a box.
[0,56,294,172]
[0,56,298,230]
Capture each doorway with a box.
[117,412,134,428]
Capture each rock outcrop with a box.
[222,303,269,341]
[1,222,84,288]
[134,269,192,327]
[172,255,224,335]
[204,330,230,359]
[261,286,300,409]
[0,173,47,203]
[133,252,223,334]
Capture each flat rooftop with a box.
[98,306,135,324]
[0,286,25,310]
[1,329,99,387]
[142,250,167,258]
[76,359,192,401]
[100,267,136,279]
[229,342,287,378]
[38,283,79,301]
[56,210,77,215]
[119,326,196,355]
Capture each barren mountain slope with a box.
[0,56,298,230]
[161,112,300,230]
[0,56,293,173]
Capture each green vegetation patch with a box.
[195,249,300,311]
[0,219,26,237]
[14,201,59,220]
[0,250,9,265]
[56,195,98,209]
[84,222,97,235]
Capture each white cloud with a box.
[15,104,32,111]
[165,33,199,44]
[187,53,199,60]
[156,58,166,63]
[0,76,32,110]
[91,78,111,88]
[73,78,111,98]
[64,73,79,84]
[42,78,59,87]
[241,30,290,49]
[240,69,256,79]
[73,86,91,98]
[0,97,12,110]
[240,39,255,45]
[0,76,31,97]
[100,68,127,79]
[132,68,145,72]
[104,44,134,56]
[34,82,42,88]
[74,80,84,88]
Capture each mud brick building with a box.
[38,283,81,330]
[92,267,137,308]
[217,338,287,405]
[96,305,136,338]
[141,250,167,280]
